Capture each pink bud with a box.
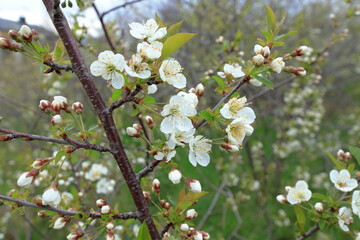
[101,205,111,215]
[96,199,107,208]
[195,83,204,97]
[186,209,198,220]
[145,116,154,128]
[187,179,202,193]
[19,25,32,42]
[0,37,11,49]
[8,30,19,41]
[39,100,52,113]
[143,191,151,201]
[152,179,160,194]
[37,210,47,218]
[66,232,84,240]
[51,96,68,113]
[72,102,84,113]
[105,232,115,240]
[17,169,39,188]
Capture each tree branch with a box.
[41,1,160,238]
[107,85,142,113]
[137,160,162,179]
[0,127,111,152]
[296,224,320,240]
[0,194,138,220]
[92,3,116,52]
[160,222,174,237]
[100,0,144,18]
[44,60,73,72]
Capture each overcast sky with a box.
[0,0,157,35]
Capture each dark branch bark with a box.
[160,222,174,237]
[92,3,116,52]
[296,224,320,240]
[107,85,142,113]
[41,1,160,238]
[0,127,111,152]
[100,0,144,18]
[137,160,162,179]
[44,60,73,72]
[0,194,138,220]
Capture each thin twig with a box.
[160,222,174,237]
[107,85,142,113]
[0,194,138,220]
[92,3,116,52]
[0,127,111,152]
[296,224,320,240]
[137,160,162,179]
[100,0,144,18]
[44,60,73,72]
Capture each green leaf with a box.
[212,76,225,87]
[166,20,183,37]
[318,221,326,230]
[260,30,272,42]
[348,163,355,172]
[111,89,122,101]
[325,151,342,169]
[155,13,165,28]
[350,146,360,166]
[254,75,274,89]
[55,150,65,163]
[176,191,207,210]
[198,110,213,123]
[312,193,327,200]
[275,31,297,41]
[143,96,156,105]
[161,33,197,59]
[294,205,306,233]
[53,39,65,62]
[265,5,276,33]
[272,41,285,47]
[130,108,140,117]
[136,222,151,240]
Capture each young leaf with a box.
[111,89,122,101]
[350,146,360,166]
[155,13,166,28]
[294,205,306,233]
[325,151,343,169]
[53,39,65,62]
[198,111,213,123]
[254,75,274,89]
[212,76,226,87]
[265,5,276,33]
[166,20,183,38]
[275,31,297,41]
[161,33,197,59]
[136,222,151,240]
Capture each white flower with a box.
[147,84,157,94]
[286,180,312,205]
[17,171,36,188]
[180,223,189,232]
[254,44,270,57]
[90,51,126,89]
[96,178,116,194]
[193,231,203,240]
[315,202,324,213]
[101,205,111,214]
[159,58,186,89]
[352,190,360,216]
[125,54,151,79]
[248,78,263,86]
[271,57,285,73]
[167,127,195,149]
[220,96,256,120]
[330,169,358,192]
[187,179,202,193]
[338,207,353,232]
[137,41,163,60]
[186,209,198,219]
[160,92,197,134]
[217,63,245,79]
[53,217,67,230]
[129,19,167,43]
[168,169,182,184]
[42,185,61,206]
[61,192,74,205]
[252,54,265,65]
[356,233,360,240]
[85,163,109,181]
[225,118,254,146]
[188,135,212,167]
[154,145,176,162]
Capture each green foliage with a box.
[161,33,197,59]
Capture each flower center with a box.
[337,181,347,188]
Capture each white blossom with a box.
[101,205,111,215]
[129,19,167,43]
[270,57,285,73]
[193,231,203,240]
[217,63,245,79]
[338,207,353,232]
[159,58,186,89]
[226,118,254,146]
[125,54,151,79]
[61,192,74,205]
[85,163,109,181]
[42,185,61,206]
[167,127,195,149]
[330,169,358,192]
[186,209,198,219]
[96,178,116,194]
[352,190,360,216]
[17,171,36,188]
[254,44,270,57]
[286,180,312,205]
[90,51,126,89]
[252,54,265,65]
[220,96,255,120]
[168,169,182,184]
[137,41,163,60]
[160,92,197,134]
[188,135,212,167]
[187,179,202,193]
[53,217,67,230]
[180,223,189,232]
[147,84,157,94]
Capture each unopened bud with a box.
[186,209,198,220]
[163,232,171,238]
[152,179,160,194]
[106,222,115,230]
[37,210,47,218]
[345,152,351,161]
[145,116,154,128]
[293,67,306,76]
[294,46,308,56]
[96,199,107,208]
[180,223,189,232]
[337,149,345,160]
[105,232,115,240]
[78,192,84,201]
[195,83,204,97]
[0,37,11,49]
[17,169,39,188]
[163,211,169,218]
[101,205,111,215]
[51,96,68,113]
[19,25,33,42]
[188,88,196,94]
[51,115,63,125]
[0,134,12,141]
[315,202,323,213]
[31,29,39,41]
[126,127,140,138]
[168,169,182,184]
[143,191,151,201]
[276,194,288,204]
[187,179,202,193]
[66,232,84,240]
[72,102,84,113]
[8,30,19,41]
[285,186,291,192]
[31,158,51,169]
[132,123,143,132]
[252,54,265,65]
[160,200,167,208]
[39,100,52,113]
[164,202,171,210]
[53,217,69,230]
[221,144,239,152]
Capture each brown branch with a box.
[137,160,162,179]
[296,224,320,240]
[195,76,250,129]
[41,1,160,238]
[44,60,73,72]
[0,194,138,220]
[0,127,111,152]
[100,0,144,18]
[107,85,142,113]
[92,3,116,52]
[160,222,174,237]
